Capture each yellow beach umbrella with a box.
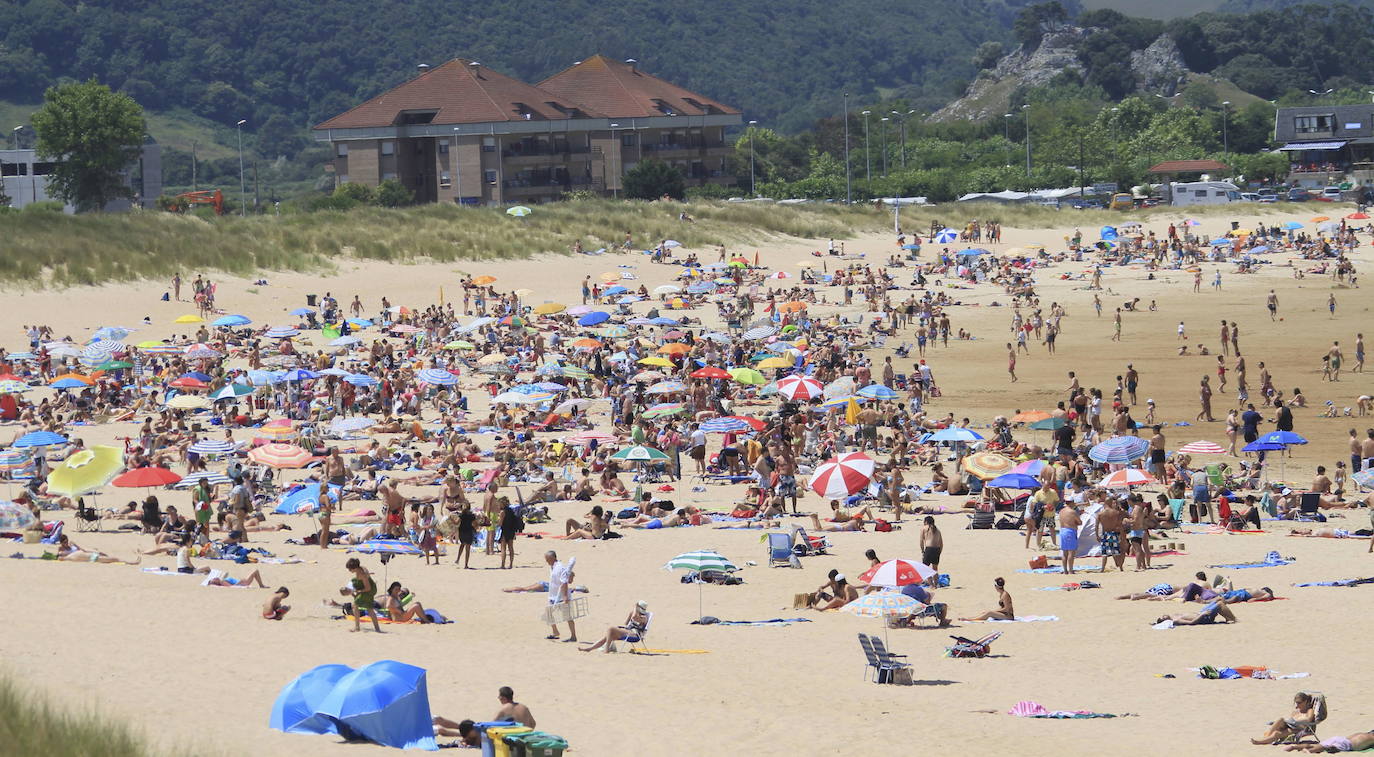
[46,445,124,496]
[845,397,861,425]
[638,356,673,368]
[174,314,204,324]
[477,353,507,365]
[757,356,793,369]
[961,451,1015,481]
[599,272,619,283]
[166,394,211,410]
[533,303,566,315]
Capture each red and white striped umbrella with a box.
[777,374,823,401]
[247,443,314,469]
[1100,468,1157,488]
[859,558,935,588]
[566,430,618,446]
[809,451,876,497]
[1177,440,1226,455]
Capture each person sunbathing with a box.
[599,467,629,497]
[263,587,291,620]
[525,472,561,504]
[1289,527,1356,538]
[1253,692,1321,745]
[1218,586,1274,603]
[54,535,139,564]
[1155,599,1237,626]
[960,577,1014,621]
[564,506,608,540]
[383,582,433,623]
[503,581,589,594]
[431,717,481,746]
[1115,583,1180,600]
[203,568,267,588]
[1283,730,1374,753]
[809,512,863,532]
[579,600,650,653]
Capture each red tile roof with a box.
[1147,160,1230,174]
[314,59,602,130]
[537,55,740,119]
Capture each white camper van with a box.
[1170,181,1240,207]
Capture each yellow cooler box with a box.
[484,726,534,757]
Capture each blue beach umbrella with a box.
[1255,430,1307,446]
[988,473,1041,490]
[928,427,984,443]
[289,307,314,317]
[578,312,611,326]
[1089,435,1150,464]
[934,228,958,243]
[13,430,67,448]
[270,663,356,735]
[212,315,251,327]
[274,482,340,514]
[857,384,898,400]
[310,660,437,751]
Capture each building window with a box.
[336,144,348,157]
[621,133,637,147]
[31,162,55,176]
[440,171,451,187]
[1294,115,1333,134]
[382,172,397,180]
[482,137,496,153]
[484,169,497,184]
[381,141,395,156]
[438,141,449,155]
[339,175,350,184]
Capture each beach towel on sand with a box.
[985,615,1058,623]
[690,617,812,626]
[1009,700,1118,719]
[1209,551,1292,570]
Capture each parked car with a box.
[1239,192,1260,202]
[1108,193,1134,210]
[1286,188,1313,202]
[1319,186,1345,202]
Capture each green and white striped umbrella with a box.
[663,549,738,573]
[610,445,670,462]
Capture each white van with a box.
[1170,181,1240,207]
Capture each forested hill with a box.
[0,0,1063,137]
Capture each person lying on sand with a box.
[1155,599,1237,626]
[1253,691,1322,745]
[263,587,290,620]
[202,568,267,588]
[53,534,139,565]
[431,717,480,746]
[1116,583,1181,600]
[503,581,589,594]
[1289,527,1358,539]
[1283,730,1374,752]
[810,512,863,532]
[960,577,1014,621]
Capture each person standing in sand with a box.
[1006,343,1017,383]
[1197,376,1214,422]
[1112,308,1122,342]
[346,558,382,633]
[919,516,942,585]
[1058,503,1081,575]
[1329,341,1343,381]
[1097,498,1126,571]
[1267,290,1279,321]
[1128,500,1151,571]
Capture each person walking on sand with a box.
[346,557,382,633]
[1220,320,1230,355]
[1193,270,1202,293]
[1355,333,1365,373]
[172,272,182,302]
[543,550,577,642]
[1007,343,1017,383]
[1267,290,1279,321]
[1197,376,1215,422]
[1112,308,1122,342]
[1212,269,1222,290]
[1329,341,1343,381]
[1329,292,1337,318]
[1097,498,1126,572]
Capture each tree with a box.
[374,179,413,207]
[31,78,146,212]
[623,158,684,200]
[972,41,1005,72]
[1013,2,1069,50]
[0,181,11,209]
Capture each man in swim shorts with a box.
[1058,503,1081,574]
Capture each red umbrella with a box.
[1347,212,1369,220]
[1100,468,1157,488]
[859,558,936,587]
[777,374,823,401]
[169,377,208,389]
[112,467,183,488]
[727,415,766,432]
[809,451,876,497]
[1177,440,1225,455]
[690,366,731,380]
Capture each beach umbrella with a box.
[742,325,778,340]
[497,315,527,328]
[112,467,182,489]
[857,384,899,401]
[632,370,666,383]
[1281,222,1303,230]
[561,366,591,380]
[255,423,299,443]
[663,240,682,249]
[212,315,251,327]
[642,402,686,419]
[1256,431,1307,447]
[604,286,630,296]
[282,368,319,382]
[275,482,339,514]
[183,344,222,359]
[566,430,617,446]
[757,356,793,370]
[1088,435,1150,464]
[860,559,936,588]
[348,538,424,556]
[1029,417,1066,431]
[210,384,255,402]
[809,451,876,497]
[552,398,592,415]
[1100,468,1157,488]
[443,340,475,350]
[961,451,1014,481]
[934,228,959,243]
[823,376,856,399]
[270,663,355,735]
[0,380,26,394]
[0,500,36,529]
[46,445,124,496]
[12,431,67,449]
[664,549,738,620]
[248,370,286,386]
[1310,215,1330,223]
[927,427,984,444]
[776,375,823,401]
[470,275,497,287]
[532,303,566,315]
[49,377,93,390]
[141,344,183,355]
[578,312,611,327]
[311,660,437,751]
[506,206,532,218]
[330,417,376,434]
[1242,440,1283,453]
[248,443,314,469]
[166,394,211,410]
[842,590,920,645]
[173,471,233,489]
[174,314,204,324]
[690,366,731,380]
[95,359,131,371]
[1352,469,1374,491]
[728,367,766,385]
[1011,410,1051,423]
[344,374,378,387]
[187,439,236,456]
[169,376,208,390]
[1011,459,1047,476]
[600,325,629,338]
[701,417,751,433]
[0,449,33,478]
[610,445,670,462]
[638,356,674,368]
[988,473,1042,490]
[647,380,687,395]
[416,368,458,386]
[1177,440,1225,455]
[265,327,300,339]
[92,326,133,342]
[289,307,314,317]
[653,285,683,296]
[657,343,691,357]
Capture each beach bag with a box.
[995,515,1022,530]
[1028,555,1048,569]
[874,519,893,532]
[730,506,757,519]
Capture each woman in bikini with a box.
[383,582,433,623]
[579,600,650,653]
[961,577,1015,621]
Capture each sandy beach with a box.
[4,205,1373,756]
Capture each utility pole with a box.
[1077,133,1085,201]
[235,119,247,216]
[1022,104,1032,181]
[880,117,889,176]
[748,120,758,196]
[253,161,260,213]
[1003,114,1013,168]
[1221,101,1231,157]
[843,92,851,204]
[891,110,915,170]
[861,111,871,189]
[191,140,198,191]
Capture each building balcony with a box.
[501,145,591,160]
[641,142,730,157]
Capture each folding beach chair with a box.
[868,635,912,684]
[790,526,829,556]
[1278,691,1326,744]
[73,501,102,532]
[1297,492,1321,520]
[765,532,797,567]
[945,631,1002,658]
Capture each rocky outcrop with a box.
[931,28,1089,123]
[1130,35,1188,96]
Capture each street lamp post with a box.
[1003,113,1013,168]
[1021,104,1031,180]
[451,127,463,205]
[891,110,915,170]
[748,120,758,197]
[861,111,871,189]
[608,123,619,199]
[843,92,851,204]
[1110,106,1119,174]
[1221,101,1231,157]
[235,119,247,216]
[880,117,889,176]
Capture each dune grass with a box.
[0,197,1327,288]
[0,669,205,757]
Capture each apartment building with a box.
[312,55,741,205]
